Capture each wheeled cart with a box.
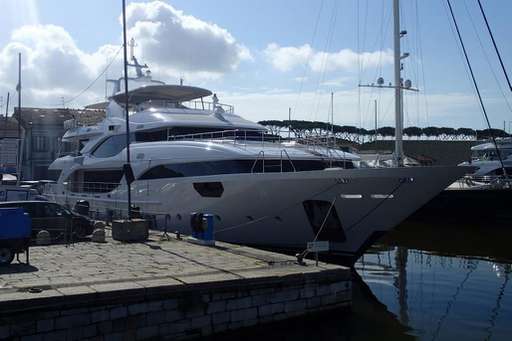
[0,207,32,266]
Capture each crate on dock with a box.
[111,219,149,242]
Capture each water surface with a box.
[219,223,512,341]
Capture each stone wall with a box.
[360,140,481,165]
[0,270,350,340]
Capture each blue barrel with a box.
[190,213,215,243]
[202,214,215,241]
[0,208,32,240]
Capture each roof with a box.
[13,108,105,127]
[0,117,21,138]
[111,85,212,104]
[0,201,47,205]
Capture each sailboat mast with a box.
[393,0,404,167]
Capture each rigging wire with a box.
[441,0,478,105]
[462,1,512,116]
[357,0,361,133]
[415,0,430,126]
[293,0,325,116]
[446,0,507,175]
[311,0,339,122]
[54,45,123,107]
[476,0,512,92]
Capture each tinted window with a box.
[92,135,128,158]
[68,169,124,193]
[44,203,58,216]
[135,129,167,142]
[139,159,353,180]
[44,203,66,217]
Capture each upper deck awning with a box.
[111,85,213,105]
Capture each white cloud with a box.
[0,1,251,108]
[264,43,393,73]
[0,24,118,106]
[320,76,354,87]
[125,1,252,79]
[263,43,313,72]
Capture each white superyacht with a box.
[43,57,466,264]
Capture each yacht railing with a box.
[167,128,347,166]
[181,100,234,114]
[454,174,512,189]
[54,181,122,194]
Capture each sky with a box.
[0,0,511,130]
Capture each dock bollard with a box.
[36,230,51,246]
[91,228,106,243]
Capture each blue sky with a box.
[0,0,511,130]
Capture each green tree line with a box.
[258,120,509,143]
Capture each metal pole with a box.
[122,0,132,219]
[374,99,378,141]
[393,0,403,167]
[5,92,9,122]
[17,53,22,184]
[288,107,291,139]
[330,92,334,137]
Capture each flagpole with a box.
[16,53,22,184]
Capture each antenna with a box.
[129,37,136,61]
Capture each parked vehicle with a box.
[0,201,94,240]
[0,207,31,265]
[0,185,47,202]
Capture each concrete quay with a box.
[0,231,351,340]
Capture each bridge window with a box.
[92,135,129,158]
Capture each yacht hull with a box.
[46,166,467,264]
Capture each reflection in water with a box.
[430,259,477,341]
[395,247,409,326]
[357,222,512,341]
[484,264,510,341]
[222,223,511,340]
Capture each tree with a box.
[477,128,510,140]
[403,126,422,139]
[456,127,476,140]
[377,126,395,137]
[258,120,285,136]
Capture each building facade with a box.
[14,108,105,180]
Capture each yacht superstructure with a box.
[451,138,512,189]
